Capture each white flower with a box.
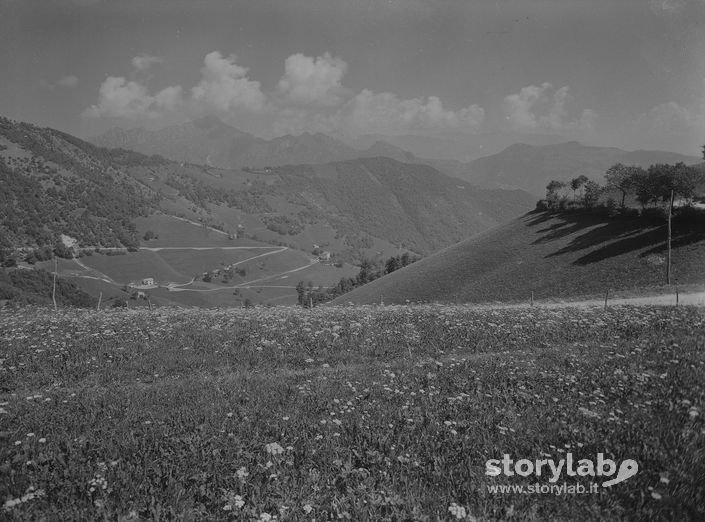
[265,442,285,456]
[303,504,313,514]
[236,467,249,481]
[449,502,467,519]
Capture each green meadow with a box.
[1,304,703,520]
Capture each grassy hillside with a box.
[330,209,705,305]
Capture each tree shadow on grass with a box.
[527,210,705,266]
[527,211,646,247]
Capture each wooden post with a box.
[380,295,384,306]
[97,292,102,311]
[52,257,57,312]
[667,189,674,285]
[309,297,313,309]
[530,291,534,307]
[604,289,609,310]
[676,286,679,307]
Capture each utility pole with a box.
[667,189,674,285]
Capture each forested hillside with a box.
[0,117,159,262]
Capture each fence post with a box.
[97,292,102,311]
[530,291,534,307]
[604,289,609,310]
[676,286,679,307]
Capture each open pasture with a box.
[0,305,703,520]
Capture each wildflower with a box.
[303,504,313,514]
[236,467,249,481]
[265,442,285,456]
[448,503,467,519]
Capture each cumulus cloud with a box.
[635,101,705,134]
[83,77,182,119]
[57,75,79,88]
[337,90,484,135]
[277,53,351,106]
[191,51,266,113]
[504,83,595,133]
[131,54,163,71]
[84,50,485,137]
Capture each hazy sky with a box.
[1,0,704,154]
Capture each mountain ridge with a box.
[93,118,702,198]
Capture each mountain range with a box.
[93,118,702,197]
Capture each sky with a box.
[1,0,704,155]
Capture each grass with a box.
[1,304,704,520]
[332,210,705,305]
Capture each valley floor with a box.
[0,304,703,520]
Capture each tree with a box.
[295,281,306,305]
[545,180,566,210]
[636,163,702,207]
[605,164,644,207]
[582,180,602,208]
[385,256,400,274]
[672,162,703,203]
[570,175,589,200]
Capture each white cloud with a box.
[650,0,689,14]
[628,100,705,153]
[635,101,705,134]
[277,53,351,106]
[83,77,182,119]
[153,85,184,112]
[131,54,163,72]
[84,50,485,137]
[191,51,266,113]
[335,90,485,135]
[504,83,595,133]
[57,75,79,88]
